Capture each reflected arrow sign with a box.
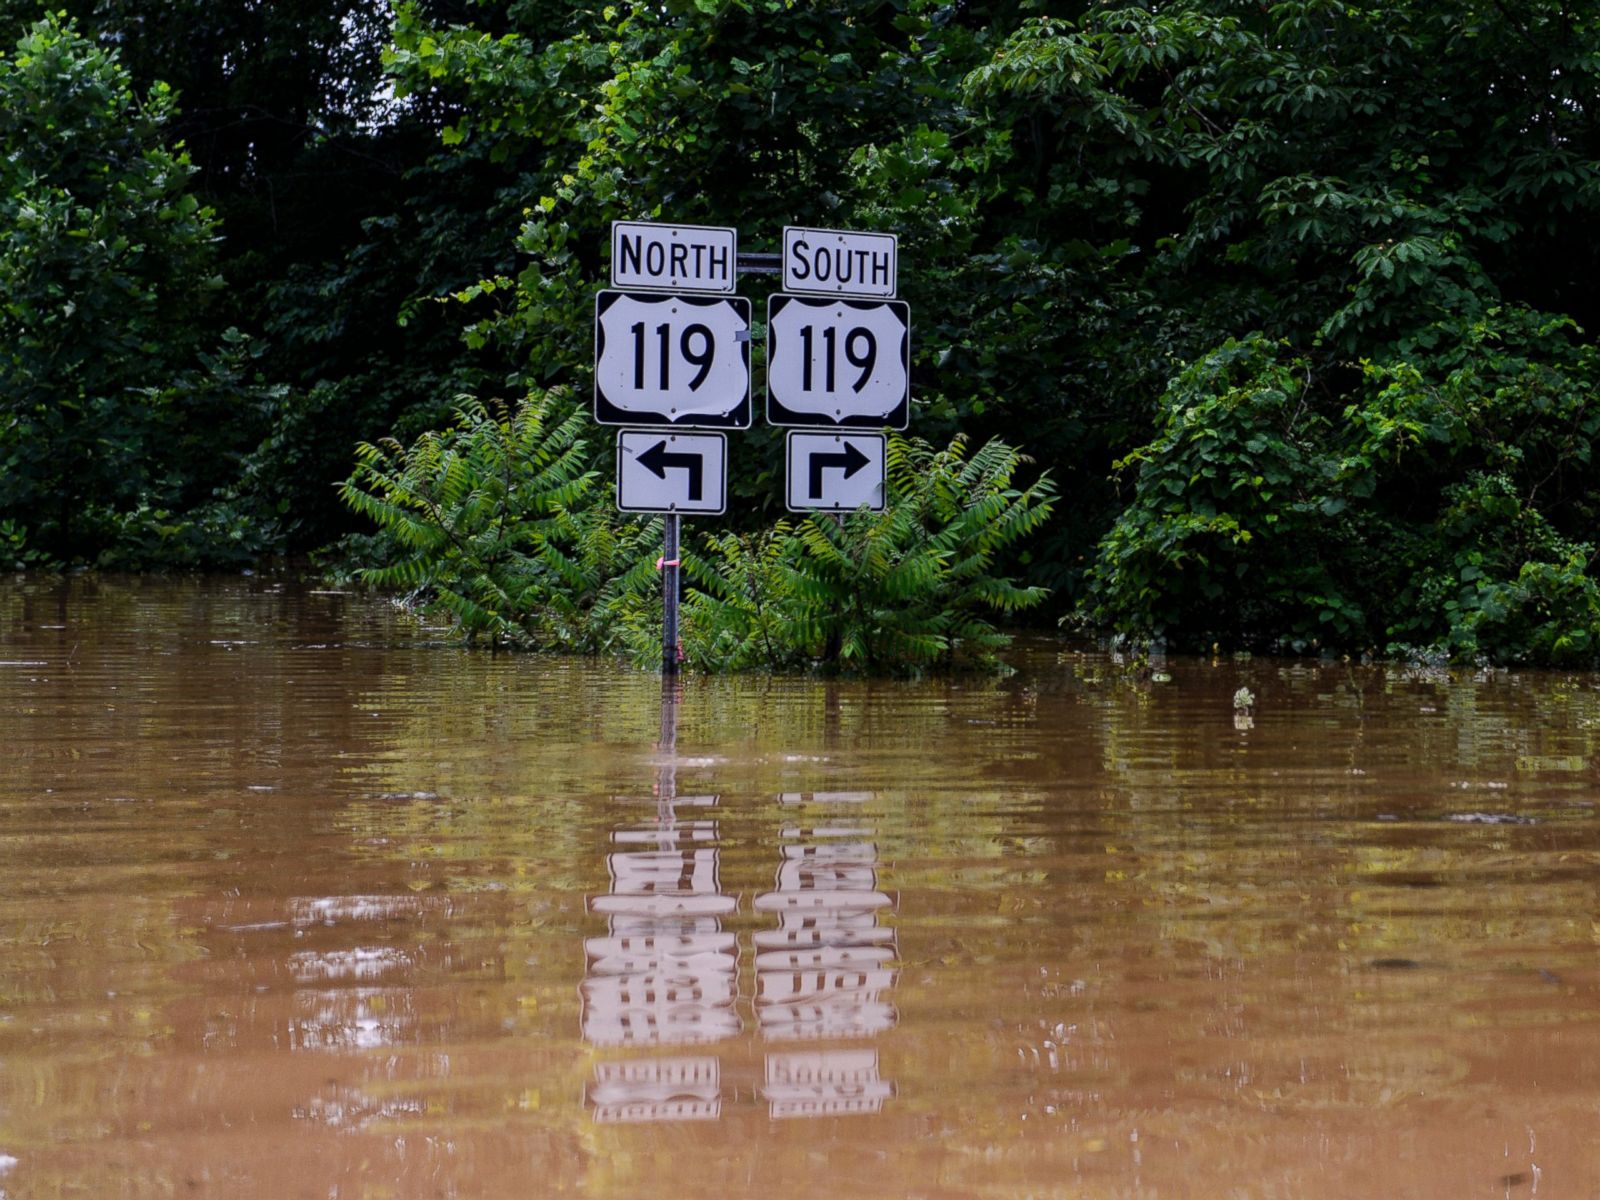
[808,441,869,499]
[637,438,705,502]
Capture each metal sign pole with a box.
[662,512,681,675]
[656,674,679,808]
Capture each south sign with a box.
[782,226,898,299]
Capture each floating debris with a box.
[1445,812,1537,825]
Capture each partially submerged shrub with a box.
[1083,310,1600,666]
[340,387,657,650]
[656,434,1056,672]
[340,391,1055,673]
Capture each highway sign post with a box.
[596,219,911,674]
[601,222,760,676]
[785,432,885,513]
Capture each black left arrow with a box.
[636,439,704,501]
[808,440,870,499]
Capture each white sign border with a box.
[784,430,887,514]
[782,226,898,299]
[611,220,738,295]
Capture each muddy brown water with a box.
[2,576,1598,1199]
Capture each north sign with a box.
[617,430,728,515]
[782,226,897,299]
[785,431,885,513]
[612,221,737,294]
[595,290,752,428]
[766,295,909,429]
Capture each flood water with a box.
[2,576,1598,1199]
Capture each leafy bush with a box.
[655,435,1056,673]
[340,388,657,651]
[1084,335,1361,645]
[1,518,56,571]
[1084,311,1600,666]
[340,392,1055,674]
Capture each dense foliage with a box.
[4,0,1600,667]
[340,389,1053,672]
[0,17,276,565]
[1084,318,1600,662]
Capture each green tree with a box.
[965,2,1600,662]
[379,0,1039,483]
[0,15,269,563]
[0,0,510,555]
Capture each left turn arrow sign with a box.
[636,438,706,502]
[617,430,727,514]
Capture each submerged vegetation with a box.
[4,1,1600,668]
[340,389,1054,672]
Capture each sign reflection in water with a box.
[757,793,898,1118]
[580,684,739,1123]
[581,691,899,1122]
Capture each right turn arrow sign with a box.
[786,432,886,513]
[807,440,870,499]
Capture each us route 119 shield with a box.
[766,295,909,429]
[594,290,752,428]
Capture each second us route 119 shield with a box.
[766,294,909,429]
[594,290,752,428]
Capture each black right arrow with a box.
[636,438,704,501]
[808,440,870,499]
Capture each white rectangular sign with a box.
[595,291,752,428]
[617,430,728,515]
[612,221,737,294]
[785,432,885,513]
[783,226,897,298]
[766,295,909,429]
[778,792,877,805]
